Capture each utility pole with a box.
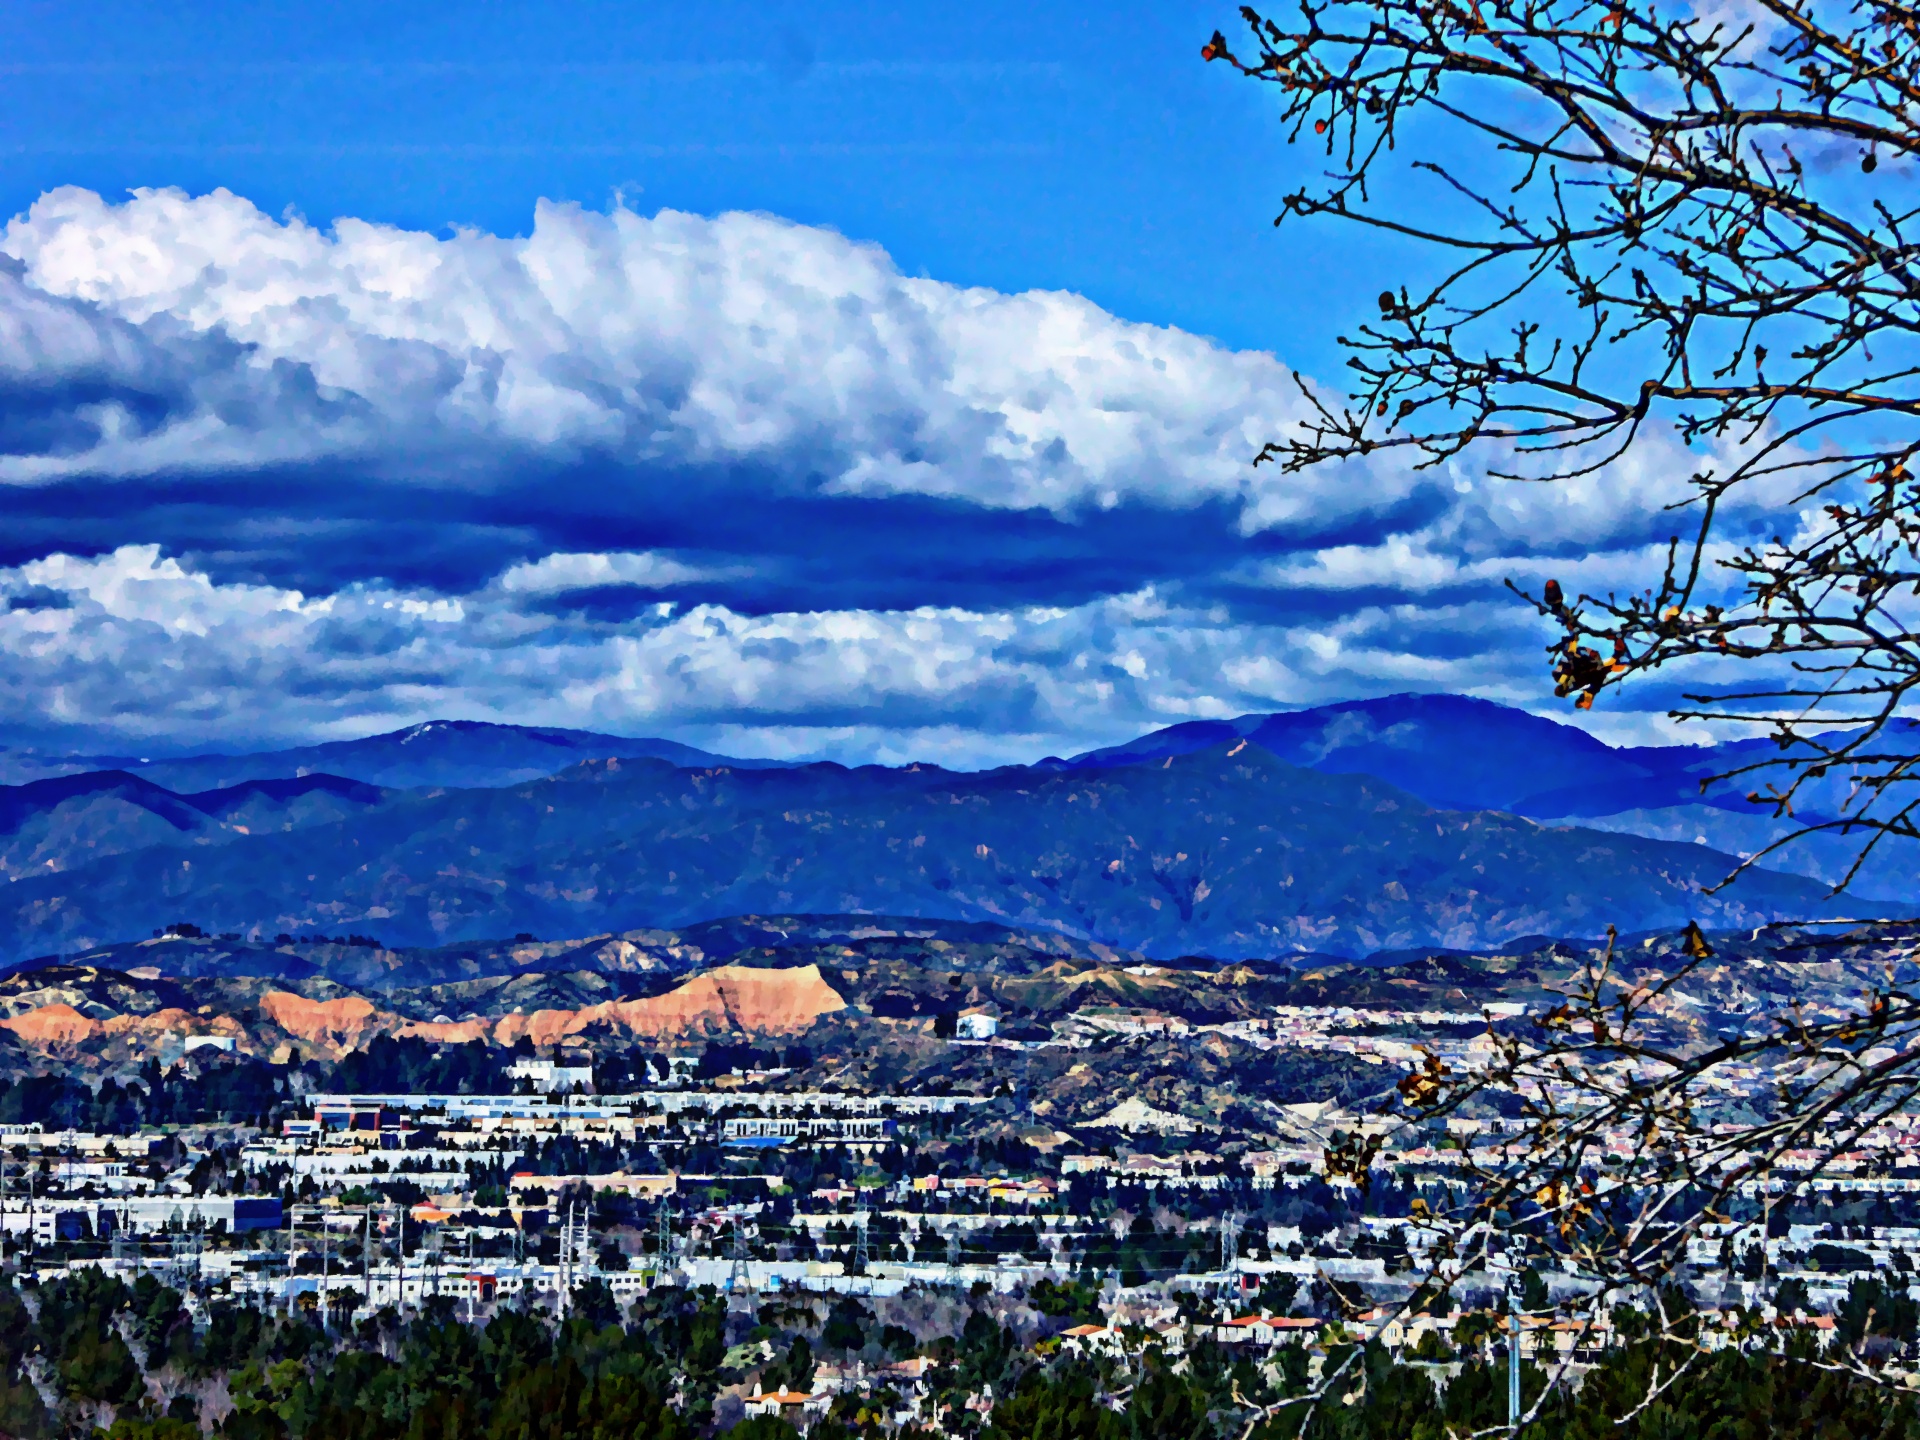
[1506,1275,1522,1435]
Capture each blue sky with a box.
[0,1,1714,764]
[0,2,1333,363]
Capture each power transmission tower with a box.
[726,1216,751,1303]
[557,1200,591,1315]
[852,1210,870,1275]
[321,1208,331,1326]
[655,1204,674,1277]
[1220,1212,1242,1275]
[166,1222,202,1293]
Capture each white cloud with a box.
[0,544,1606,758]
[0,186,1793,761]
[494,550,730,595]
[0,186,1342,522]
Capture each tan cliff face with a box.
[260,991,381,1048]
[489,963,847,1046]
[394,1017,492,1044]
[0,1004,101,1047]
[1,1004,250,1052]
[0,963,846,1061]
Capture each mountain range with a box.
[0,696,1900,962]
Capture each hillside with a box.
[0,743,1874,963]
[0,917,1909,1141]
[0,771,387,881]
[1067,695,1920,900]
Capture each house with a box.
[1058,1324,1124,1357]
[988,1178,1058,1205]
[747,1386,829,1423]
[1354,1307,1408,1351]
[507,1056,595,1094]
[1243,1151,1284,1187]
[810,1363,861,1394]
[956,1008,999,1040]
[1150,1319,1189,1355]
[508,1171,677,1201]
[1085,1097,1206,1136]
[1398,1311,1460,1356]
[1214,1314,1320,1348]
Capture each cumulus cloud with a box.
[0,543,1614,759]
[0,186,1769,760]
[0,186,1317,519]
[494,550,735,595]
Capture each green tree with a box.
[1836,1275,1919,1353]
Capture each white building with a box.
[508,1057,595,1094]
[955,1009,999,1040]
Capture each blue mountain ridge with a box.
[120,718,791,793]
[1062,693,1727,816]
[1,693,1913,964]
[0,740,1889,964]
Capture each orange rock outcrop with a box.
[491,964,845,1046]
[102,1007,197,1038]
[395,1018,492,1044]
[0,966,842,1060]
[261,991,381,1048]
[0,1004,99,1046]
